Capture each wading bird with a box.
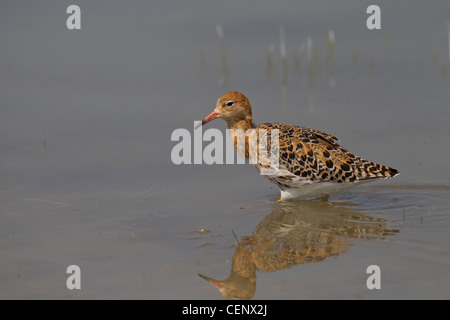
[197,91,398,200]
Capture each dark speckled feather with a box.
[257,122,399,187]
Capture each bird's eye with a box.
[226,101,234,107]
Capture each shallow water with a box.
[1,1,450,299]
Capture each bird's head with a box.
[197,91,253,129]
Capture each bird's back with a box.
[254,122,398,196]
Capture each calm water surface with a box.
[1,1,450,299]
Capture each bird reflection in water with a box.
[198,199,399,300]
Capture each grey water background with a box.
[1,1,450,299]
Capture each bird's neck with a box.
[225,117,257,160]
[225,117,255,131]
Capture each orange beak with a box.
[198,273,224,291]
[196,111,219,129]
